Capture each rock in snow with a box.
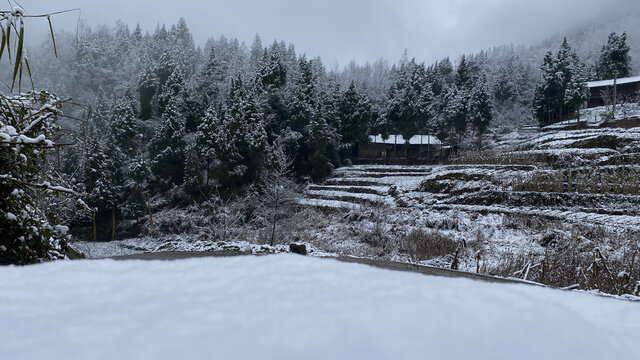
[0,254,638,360]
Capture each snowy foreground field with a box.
[1,255,639,360]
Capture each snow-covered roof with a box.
[586,76,640,89]
[369,134,442,145]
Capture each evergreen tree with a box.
[455,55,473,88]
[385,58,434,156]
[598,32,632,117]
[598,32,632,80]
[534,38,587,126]
[195,106,221,190]
[534,52,563,126]
[249,34,264,71]
[108,90,138,157]
[148,99,187,190]
[138,66,158,120]
[196,47,226,111]
[207,77,268,196]
[337,82,372,157]
[467,72,493,149]
[157,66,186,115]
[443,85,468,146]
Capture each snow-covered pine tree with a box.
[138,66,159,120]
[443,84,468,147]
[108,90,139,158]
[467,72,494,149]
[157,66,187,116]
[249,34,264,72]
[534,52,563,126]
[385,58,434,157]
[564,57,590,122]
[148,98,187,190]
[598,32,632,80]
[337,81,372,159]
[598,32,632,117]
[85,138,119,241]
[207,77,268,196]
[534,38,588,126]
[195,106,220,190]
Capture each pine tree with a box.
[467,72,493,149]
[149,99,187,190]
[257,48,287,89]
[195,106,220,190]
[196,47,227,111]
[443,85,468,147]
[598,32,632,80]
[337,82,372,155]
[207,77,268,196]
[108,90,138,157]
[534,38,586,126]
[534,52,563,126]
[598,32,632,117]
[385,58,434,156]
[249,34,264,72]
[138,66,158,120]
[85,139,118,240]
[157,66,186,115]
[455,55,473,88]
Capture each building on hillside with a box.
[586,76,640,108]
[357,134,444,161]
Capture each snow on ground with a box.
[1,254,639,360]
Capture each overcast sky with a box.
[21,0,634,66]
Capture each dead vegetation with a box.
[486,217,640,296]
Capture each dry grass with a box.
[513,167,640,195]
[403,229,459,262]
[450,150,556,166]
[486,218,640,296]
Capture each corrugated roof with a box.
[587,76,640,88]
[368,134,442,145]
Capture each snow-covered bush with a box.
[0,92,77,264]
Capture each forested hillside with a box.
[2,6,639,262]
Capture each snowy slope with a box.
[1,255,638,360]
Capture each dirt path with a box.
[110,251,532,286]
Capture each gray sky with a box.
[21,0,633,65]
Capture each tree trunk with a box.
[270,176,279,247]
[146,193,154,228]
[111,204,116,241]
[394,135,397,159]
[612,75,618,121]
[92,212,97,242]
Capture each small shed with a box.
[357,134,442,160]
[586,76,640,108]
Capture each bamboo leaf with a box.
[47,16,57,57]
[0,26,5,60]
[11,21,24,91]
[6,23,11,61]
[18,60,22,92]
[25,57,33,91]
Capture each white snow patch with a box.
[0,255,638,360]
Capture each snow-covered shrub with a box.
[0,92,77,264]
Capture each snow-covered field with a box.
[1,254,639,360]
[69,125,640,296]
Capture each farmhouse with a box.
[586,76,640,108]
[357,134,443,160]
